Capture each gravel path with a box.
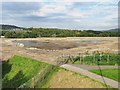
[68,64,119,70]
[61,64,119,88]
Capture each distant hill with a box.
[104,28,119,32]
[0,24,25,30]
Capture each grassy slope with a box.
[2,55,118,88]
[2,55,49,88]
[42,68,111,88]
[90,68,119,82]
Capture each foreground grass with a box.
[2,55,118,89]
[2,55,49,88]
[90,68,119,82]
[42,68,111,88]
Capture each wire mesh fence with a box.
[18,65,55,88]
[56,52,120,65]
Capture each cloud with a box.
[2,0,44,2]
[1,1,118,30]
[32,2,73,17]
[3,0,111,3]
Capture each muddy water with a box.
[13,40,48,47]
[12,40,103,50]
[80,40,103,43]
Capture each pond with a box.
[12,40,79,50]
[12,39,104,50]
[12,40,48,48]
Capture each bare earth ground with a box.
[1,37,118,64]
[42,68,108,88]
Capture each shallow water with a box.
[80,40,102,43]
[12,40,103,50]
[13,40,48,47]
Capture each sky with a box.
[1,0,119,30]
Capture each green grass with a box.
[2,55,49,88]
[39,67,60,88]
[2,55,119,89]
[41,68,113,88]
[68,53,120,65]
[90,68,120,82]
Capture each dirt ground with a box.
[42,68,108,88]
[1,37,118,64]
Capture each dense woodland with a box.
[0,27,119,38]
[0,24,119,38]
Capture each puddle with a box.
[12,40,48,47]
[80,40,103,43]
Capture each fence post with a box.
[62,54,64,64]
[51,65,52,71]
[83,55,84,64]
[94,54,95,65]
[78,53,80,63]
[100,53,103,61]
[107,54,110,63]
[79,54,82,64]
[32,77,35,89]
[68,55,70,63]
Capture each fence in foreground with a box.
[18,65,55,88]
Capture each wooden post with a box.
[94,54,95,65]
[72,56,74,63]
[62,54,64,64]
[107,54,109,63]
[80,54,81,64]
[32,77,35,89]
[83,55,84,64]
[69,55,72,63]
[78,53,80,63]
[100,54,102,61]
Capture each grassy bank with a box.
[2,55,118,89]
[90,68,119,82]
[2,55,49,88]
[42,68,111,88]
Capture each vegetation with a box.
[0,27,119,38]
[42,68,111,88]
[2,55,118,88]
[19,65,56,88]
[63,52,120,65]
[90,68,120,82]
[2,55,49,88]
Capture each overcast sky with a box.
[1,0,119,30]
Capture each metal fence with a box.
[18,65,55,88]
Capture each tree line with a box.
[0,28,119,38]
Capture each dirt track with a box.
[1,37,118,64]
